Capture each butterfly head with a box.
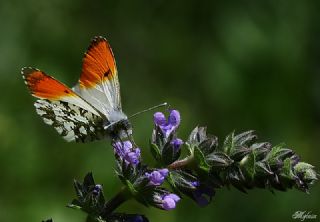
[104,111,132,140]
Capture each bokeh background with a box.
[0,1,319,221]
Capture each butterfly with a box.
[22,36,132,143]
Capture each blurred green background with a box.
[0,0,319,221]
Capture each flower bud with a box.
[92,184,102,195]
[154,112,166,126]
[125,148,141,166]
[153,110,181,137]
[145,169,169,186]
[171,138,183,152]
[161,193,180,210]
[168,110,180,127]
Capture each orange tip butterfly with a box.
[22,36,132,142]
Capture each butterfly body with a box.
[22,36,132,142]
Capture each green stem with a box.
[102,186,131,218]
[168,155,194,169]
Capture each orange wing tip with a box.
[85,36,111,55]
[21,67,40,79]
[91,36,108,44]
[80,36,117,88]
[22,67,76,100]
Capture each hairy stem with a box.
[168,156,194,170]
[102,186,130,218]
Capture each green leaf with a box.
[266,144,293,167]
[255,161,273,175]
[234,130,256,146]
[240,152,256,180]
[279,158,295,180]
[150,142,161,161]
[294,162,315,172]
[294,162,318,182]
[161,141,180,165]
[223,131,235,155]
[185,143,193,155]
[230,147,252,161]
[251,142,272,161]
[73,179,84,199]
[125,180,138,196]
[170,170,198,190]
[152,126,165,147]
[206,152,233,168]
[193,146,210,173]
[199,135,218,155]
[69,173,106,216]
[166,172,177,189]
[83,172,95,190]
[67,200,82,210]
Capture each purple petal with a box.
[168,110,180,127]
[160,125,174,138]
[92,184,102,195]
[171,138,183,152]
[149,171,164,185]
[112,141,133,157]
[122,141,133,152]
[162,197,176,210]
[158,168,169,177]
[135,147,141,156]
[154,112,167,126]
[191,181,200,187]
[113,142,124,157]
[165,193,180,202]
[161,193,180,210]
[146,168,168,186]
[125,151,140,166]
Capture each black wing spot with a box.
[64,90,69,94]
[104,70,111,77]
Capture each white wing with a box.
[35,99,105,142]
[74,36,123,121]
[22,67,106,142]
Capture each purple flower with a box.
[145,168,169,186]
[154,112,166,125]
[171,138,183,152]
[131,215,145,222]
[191,181,200,188]
[161,193,181,210]
[112,141,140,166]
[192,186,215,207]
[92,184,102,195]
[113,141,132,157]
[124,148,141,166]
[153,110,181,137]
[168,110,180,126]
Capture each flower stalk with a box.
[168,156,194,170]
[62,109,317,222]
[102,186,131,218]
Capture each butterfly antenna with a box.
[128,102,168,119]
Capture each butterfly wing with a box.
[74,36,122,118]
[22,67,106,142]
[34,99,105,142]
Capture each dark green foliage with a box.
[185,128,318,194]
[68,173,106,217]
[42,123,318,222]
